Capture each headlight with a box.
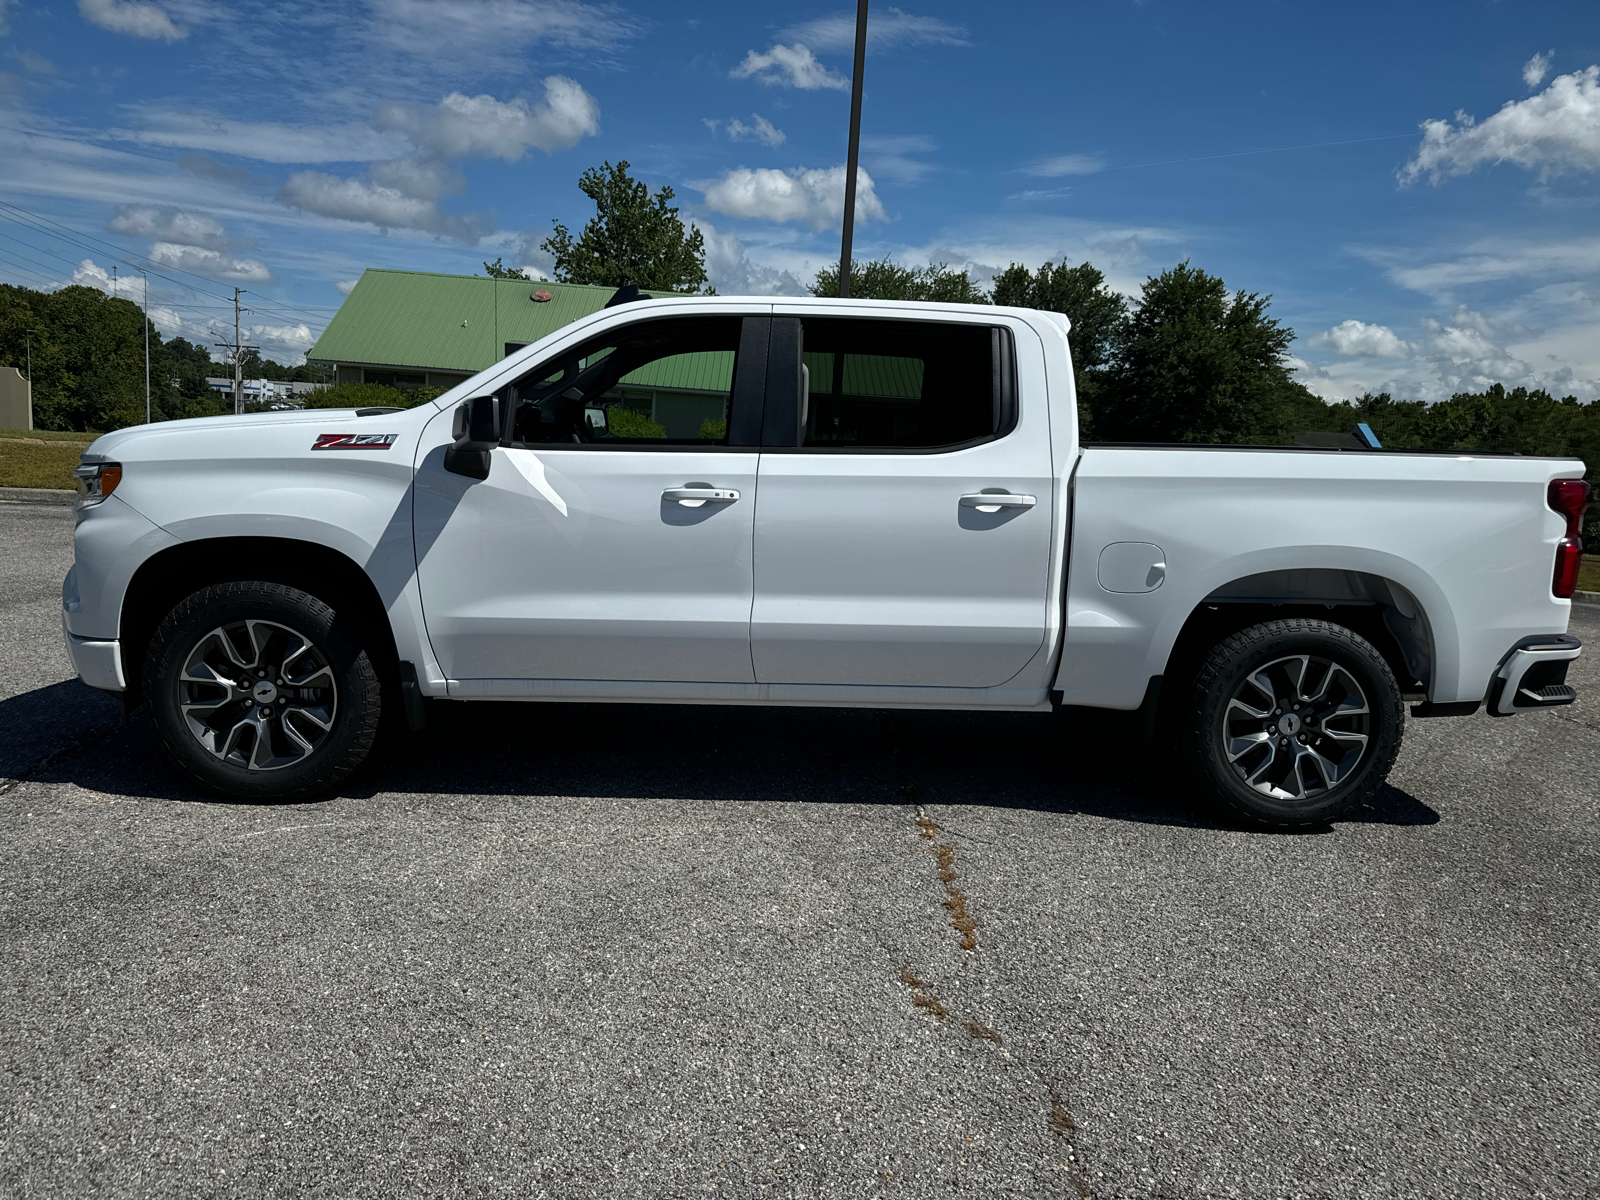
[73,460,123,509]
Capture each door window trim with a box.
[758,318,1018,455]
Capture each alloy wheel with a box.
[178,619,338,771]
[1222,654,1370,801]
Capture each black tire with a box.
[144,581,383,800]
[1185,619,1403,827]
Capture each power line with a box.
[0,199,338,327]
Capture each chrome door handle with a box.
[663,486,741,505]
[960,492,1036,511]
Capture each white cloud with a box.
[730,44,848,91]
[110,109,408,163]
[71,258,144,299]
[0,0,10,36]
[148,242,275,284]
[782,8,968,51]
[335,278,359,295]
[700,164,885,231]
[1359,235,1600,293]
[1401,66,1600,184]
[863,134,937,184]
[1524,51,1553,89]
[77,0,185,40]
[106,204,228,250]
[363,0,641,68]
[248,322,316,358]
[1296,300,1600,403]
[692,220,806,296]
[374,80,600,160]
[12,49,57,74]
[1025,154,1106,177]
[725,114,785,147]
[1310,319,1410,357]
[274,80,598,245]
[276,171,492,243]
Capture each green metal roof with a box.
[306,269,685,374]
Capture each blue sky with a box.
[1,0,1597,402]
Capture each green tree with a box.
[481,257,526,279]
[1094,262,1300,444]
[301,381,443,410]
[991,261,1126,375]
[809,257,988,303]
[541,161,711,294]
[990,260,1127,432]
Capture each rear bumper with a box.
[1486,633,1581,716]
[62,612,126,692]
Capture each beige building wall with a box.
[0,366,31,430]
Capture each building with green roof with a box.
[308,269,680,390]
[306,269,730,436]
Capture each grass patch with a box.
[0,438,88,489]
[1579,555,1600,594]
[0,427,100,443]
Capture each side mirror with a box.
[444,395,498,480]
[585,405,608,436]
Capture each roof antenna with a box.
[604,284,643,308]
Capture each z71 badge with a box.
[312,433,397,450]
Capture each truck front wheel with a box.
[144,581,383,800]
[1185,619,1404,827]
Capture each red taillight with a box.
[1549,479,1590,532]
[1548,478,1591,598]
[1553,540,1584,598]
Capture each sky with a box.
[0,0,1597,403]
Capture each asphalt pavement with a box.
[2,492,1597,1199]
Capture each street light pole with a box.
[837,0,869,298]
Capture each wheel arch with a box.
[1159,568,1438,703]
[120,537,400,697]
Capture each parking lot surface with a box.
[2,492,1598,1199]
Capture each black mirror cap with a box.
[443,446,491,480]
[444,394,499,479]
[452,395,500,450]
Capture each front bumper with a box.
[62,611,126,692]
[1486,633,1581,716]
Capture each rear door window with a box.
[794,318,1012,450]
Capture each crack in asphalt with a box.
[903,797,1102,1199]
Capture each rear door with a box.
[414,311,771,686]
[750,310,1055,688]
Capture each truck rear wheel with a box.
[1185,619,1404,827]
[144,581,383,800]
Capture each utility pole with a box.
[837,0,869,298]
[214,288,257,415]
[140,269,150,425]
[23,329,31,381]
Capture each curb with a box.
[1576,589,1600,607]
[0,486,74,504]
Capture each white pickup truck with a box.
[62,295,1590,825]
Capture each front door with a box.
[750,312,1055,689]
[414,312,769,686]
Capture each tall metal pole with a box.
[837,0,869,298]
[233,287,244,415]
[140,270,150,424]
